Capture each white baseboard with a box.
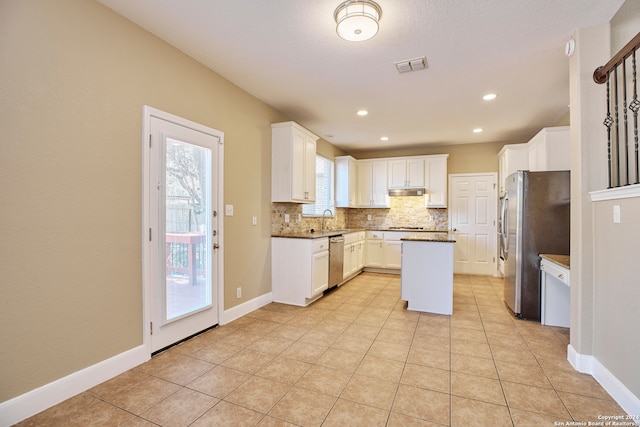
[0,345,148,427]
[592,358,640,419]
[567,343,593,373]
[221,291,272,325]
[567,344,640,418]
[0,293,274,426]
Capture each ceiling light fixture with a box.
[483,93,497,101]
[334,0,382,42]
[357,110,368,116]
[473,128,483,133]
[380,136,389,141]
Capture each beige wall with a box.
[592,198,640,397]
[348,141,507,175]
[570,0,640,405]
[569,24,610,363]
[587,0,640,400]
[0,0,287,401]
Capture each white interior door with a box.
[449,173,498,275]
[144,108,223,353]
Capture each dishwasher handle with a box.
[329,236,344,243]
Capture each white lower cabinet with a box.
[356,240,365,270]
[343,243,357,279]
[383,241,402,269]
[272,237,329,306]
[343,231,366,280]
[364,231,410,271]
[365,231,384,268]
[382,232,409,269]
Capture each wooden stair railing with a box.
[593,32,640,188]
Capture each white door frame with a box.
[142,106,224,355]
[448,172,499,276]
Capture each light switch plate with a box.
[613,204,621,223]
[225,204,234,216]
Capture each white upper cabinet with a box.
[388,158,425,188]
[335,155,358,208]
[497,126,570,194]
[527,126,570,172]
[271,121,318,203]
[425,155,449,208]
[498,143,529,195]
[336,154,448,208]
[357,160,389,207]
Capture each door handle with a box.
[213,243,220,250]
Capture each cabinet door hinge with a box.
[149,228,152,241]
[149,134,152,148]
[150,322,153,335]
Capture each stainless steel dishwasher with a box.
[328,236,344,289]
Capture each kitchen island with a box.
[401,232,456,315]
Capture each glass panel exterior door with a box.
[148,114,220,353]
[164,138,212,321]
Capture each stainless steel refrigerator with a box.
[502,170,570,320]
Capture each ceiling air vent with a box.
[395,56,428,74]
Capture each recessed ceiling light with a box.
[473,128,483,133]
[357,110,368,116]
[380,136,389,141]
[483,93,497,101]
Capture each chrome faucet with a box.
[321,209,333,231]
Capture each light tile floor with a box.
[19,273,630,426]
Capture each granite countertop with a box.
[369,228,449,232]
[540,254,570,269]
[271,228,366,239]
[401,232,456,243]
[271,228,449,239]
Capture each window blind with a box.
[303,155,335,216]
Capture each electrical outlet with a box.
[284,214,290,223]
[236,287,242,299]
[613,205,621,223]
[298,214,302,222]
[252,215,257,226]
[367,215,372,221]
[225,204,234,216]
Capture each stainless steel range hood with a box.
[388,188,426,196]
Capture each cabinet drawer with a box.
[357,231,366,241]
[312,238,329,253]
[344,232,359,245]
[540,259,569,286]
[367,231,383,240]
[383,231,410,241]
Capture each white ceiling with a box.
[98,0,624,152]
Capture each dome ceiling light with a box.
[334,0,382,42]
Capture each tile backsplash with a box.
[272,196,448,233]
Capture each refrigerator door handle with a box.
[501,194,509,260]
